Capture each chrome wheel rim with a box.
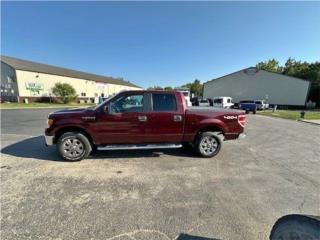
[62,137,84,158]
[199,136,218,156]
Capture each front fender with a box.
[45,117,91,136]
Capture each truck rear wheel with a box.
[57,132,92,161]
[195,132,222,158]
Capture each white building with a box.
[203,67,310,106]
[1,55,141,102]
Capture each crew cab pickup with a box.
[45,90,246,161]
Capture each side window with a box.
[152,93,177,112]
[110,94,143,113]
[227,99,231,103]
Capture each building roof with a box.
[204,67,310,85]
[1,55,141,88]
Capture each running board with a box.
[97,143,182,151]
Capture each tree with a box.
[256,59,281,73]
[182,79,203,97]
[283,58,320,82]
[52,82,77,104]
[164,86,173,90]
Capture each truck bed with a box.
[187,106,243,114]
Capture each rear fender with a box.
[198,119,228,132]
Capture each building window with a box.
[7,75,15,83]
[81,92,86,97]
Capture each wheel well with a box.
[195,126,224,141]
[54,126,94,145]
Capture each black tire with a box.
[57,132,92,161]
[195,132,222,158]
[269,214,320,240]
[245,110,249,114]
[253,109,256,114]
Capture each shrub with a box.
[52,83,77,104]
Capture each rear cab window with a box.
[152,93,177,112]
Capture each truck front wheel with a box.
[57,132,92,161]
[195,132,222,158]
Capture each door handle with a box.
[173,115,182,122]
[138,115,147,122]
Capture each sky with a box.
[1,1,320,88]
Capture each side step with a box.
[97,143,182,151]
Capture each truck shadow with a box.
[1,136,60,161]
[1,136,198,161]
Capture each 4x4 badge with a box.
[224,115,237,120]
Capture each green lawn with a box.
[258,110,320,120]
[0,102,95,109]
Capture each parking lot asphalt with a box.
[1,109,320,240]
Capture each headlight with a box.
[47,119,54,127]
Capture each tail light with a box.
[238,114,246,127]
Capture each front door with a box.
[94,93,147,144]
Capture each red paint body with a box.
[45,90,245,145]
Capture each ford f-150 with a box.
[45,90,246,161]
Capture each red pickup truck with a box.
[45,90,246,161]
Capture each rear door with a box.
[144,92,184,143]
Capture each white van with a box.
[213,97,234,108]
[254,100,269,110]
[175,88,192,106]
